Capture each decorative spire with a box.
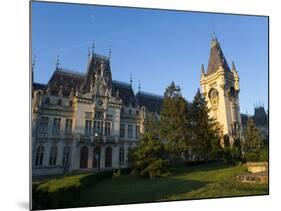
[91,40,95,56]
[138,80,141,93]
[108,46,112,59]
[32,54,36,72]
[201,64,205,74]
[88,47,91,59]
[56,54,60,70]
[232,61,237,71]
[130,73,133,87]
[210,32,218,46]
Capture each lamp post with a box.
[94,132,102,171]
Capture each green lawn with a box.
[77,164,268,207]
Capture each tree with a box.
[242,118,264,162]
[129,113,169,178]
[189,89,220,162]
[160,82,191,163]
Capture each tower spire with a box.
[108,46,112,59]
[138,80,141,93]
[91,40,95,56]
[201,64,205,74]
[32,54,36,72]
[56,54,60,70]
[232,61,237,71]
[88,47,90,59]
[130,73,133,87]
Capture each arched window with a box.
[62,146,70,166]
[105,147,112,168]
[136,110,139,115]
[119,147,125,164]
[35,145,44,167]
[44,97,50,104]
[80,146,88,169]
[49,145,57,166]
[57,99,62,105]
[128,109,132,114]
[209,89,219,105]
[69,101,73,107]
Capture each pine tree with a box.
[129,113,169,178]
[160,82,191,163]
[189,89,220,162]
[242,118,264,162]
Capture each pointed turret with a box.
[232,61,237,71]
[206,36,230,75]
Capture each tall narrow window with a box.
[105,122,111,136]
[49,146,57,166]
[38,117,49,134]
[65,119,73,135]
[34,145,44,167]
[120,123,125,138]
[128,124,133,138]
[52,118,61,135]
[62,146,70,166]
[84,120,92,136]
[119,147,125,164]
[136,125,140,139]
[57,99,62,105]
[93,120,103,135]
[44,97,50,104]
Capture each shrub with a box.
[32,169,126,210]
[259,149,269,162]
[112,169,121,178]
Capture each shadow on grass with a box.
[77,176,209,207]
[169,163,237,175]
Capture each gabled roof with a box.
[206,38,231,75]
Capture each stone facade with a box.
[32,53,163,176]
[200,37,242,145]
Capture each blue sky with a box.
[31,2,268,115]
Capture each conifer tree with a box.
[129,113,168,178]
[160,82,191,163]
[189,89,220,162]
[242,118,264,162]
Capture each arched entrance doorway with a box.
[105,147,112,168]
[80,146,88,169]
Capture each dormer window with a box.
[57,99,62,105]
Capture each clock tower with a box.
[200,36,242,146]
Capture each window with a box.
[69,101,73,107]
[136,125,140,139]
[84,120,92,136]
[38,117,49,134]
[52,118,61,135]
[95,111,103,119]
[44,97,50,104]
[93,120,103,135]
[128,124,133,138]
[57,99,62,105]
[64,119,73,135]
[120,123,125,138]
[119,147,125,164]
[128,109,132,114]
[34,145,44,167]
[136,110,139,115]
[49,146,57,166]
[62,146,70,166]
[105,122,111,136]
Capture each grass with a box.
[78,164,268,206]
[32,164,268,209]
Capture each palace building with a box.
[31,50,163,176]
[32,37,242,176]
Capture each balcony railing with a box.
[38,104,74,112]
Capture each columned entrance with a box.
[80,146,88,169]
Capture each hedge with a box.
[32,168,131,210]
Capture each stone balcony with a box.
[37,104,74,112]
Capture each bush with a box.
[112,169,121,178]
[32,169,131,210]
[259,149,269,162]
[244,152,260,162]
